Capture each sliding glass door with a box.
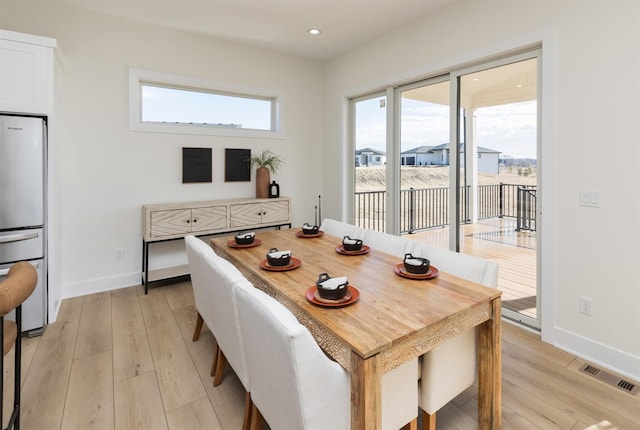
[349,49,541,329]
[454,54,540,328]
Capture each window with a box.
[129,68,283,139]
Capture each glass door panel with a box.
[398,80,451,246]
[353,94,387,231]
[457,57,540,328]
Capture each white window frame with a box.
[129,68,284,139]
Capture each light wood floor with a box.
[407,218,538,320]
[4,280,638,430]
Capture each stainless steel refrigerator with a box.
[0,114,47,335]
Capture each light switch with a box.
[580,191,590,206]
[580,190,600,208]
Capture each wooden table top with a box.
[210,228,501,361]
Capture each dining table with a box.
[210,228,502,430]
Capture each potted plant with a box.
[248,149,284,198]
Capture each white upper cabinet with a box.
[0,30,56,115]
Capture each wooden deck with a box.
[406,218,537,320]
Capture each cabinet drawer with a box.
[191,206,227,232]
[150,209,191,238]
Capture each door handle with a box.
[0,232,39,244]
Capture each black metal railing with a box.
[354,190,386,232]
[516,186,537,231]
[478,183,525,219]
[355,183,536,234]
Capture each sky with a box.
[474,101,537,159]
[141,85,272,130]
[356,98,537,159]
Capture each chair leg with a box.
[210,344,218,377]
[402,418,418,430]
[249,403,264,430]
[422,410,436,430]
[241,391,252,430]
[11,306,23,430]
[14,343,20,430]
[192,312,204,341]
[213,349,227,386]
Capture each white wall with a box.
[323,1,640,380]
[1,3,324,309]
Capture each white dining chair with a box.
[419,328,477,430]
[318,219,421,429]
[315,222,500,429]
[320,218,366,240]
[361,226,413,258]
[406,241,499,288]
[236,280,418,430]
[185,236,218,370]
[185,235,252,430]
[408,241,498,430]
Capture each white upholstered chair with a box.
[377,235,498,430]
[317,220,500,429]
[236,281,418,430]
[322,219,420,429]
[361,226,412,258]
[418,328,478,429]
[185,235,252,429]
[320,218,366,240]
[322,218,498,287]
[185,236,218,368]
[406,241,499,288]
[410,243,498,429]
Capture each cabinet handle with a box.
[0,261,39,278]
[186,220,190,223]
[193,219,197,223]
[0,232,39,243]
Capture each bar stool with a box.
[0,262,37,430]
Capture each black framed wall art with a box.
[225,148,251,182]
[182,147,212,183]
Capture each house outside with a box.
[401,143,501,174]
[355,147,386,166]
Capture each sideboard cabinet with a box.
[142,197,291,293]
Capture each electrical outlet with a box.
[115,248,124,260]
[579,296,592,316]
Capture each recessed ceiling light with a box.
[308,28,321,36]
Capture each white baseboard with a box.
[554,327,640,382]
[61,271,141,299]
